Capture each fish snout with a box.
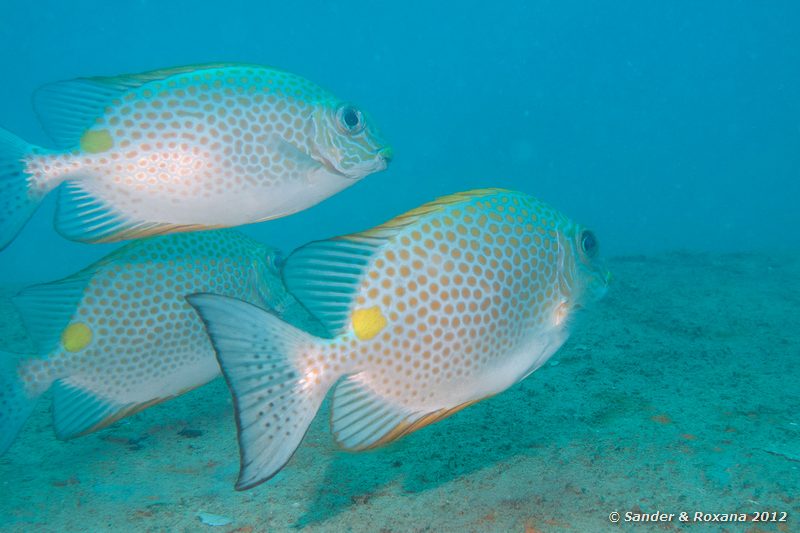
[591,269,612,301]
[377,146,394,167]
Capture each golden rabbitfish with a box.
[0,230,322,455]
[0,63,391,249]
[189,188,610,489]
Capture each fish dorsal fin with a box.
[358,188,511,238]
[282,189,508,335]
[32,63,243,148]
[92,63,249,87]
[12,265,97,354]
[330,376,484,451]
[33,78,127,148]
[282,235,385,336]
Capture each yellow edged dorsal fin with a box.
[283,189,509,337]
[357,188,510,238]
[32,63,252,148]
[282,235,384,337]
[12,263,99,354]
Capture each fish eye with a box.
[335,104,365,135]
[579,230,599,258]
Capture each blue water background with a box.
[1,0,798,283]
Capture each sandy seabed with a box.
[1,251,798,533]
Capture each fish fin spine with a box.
[357,188,512,237]
[280,188,513,335]
[52,379,204,439]
[32,64,268,149]
[187,293,335,490]
[12,267,98,354]
[54,181,220,244]
[331,375,490,451]
[281,236,382,337]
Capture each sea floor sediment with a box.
[1,251,798,532]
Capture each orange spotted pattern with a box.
[22,65,388,230]
[17,231,308,415]
[297,190,607,415]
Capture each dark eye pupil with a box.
[343,108,359,128]
[582,231,597,255]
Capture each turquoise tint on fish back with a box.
[188,189,610,489]
[0,64,391,249]
[0,230,321,455]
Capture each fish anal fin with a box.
[365,398,484,450]
[79,387,204,436]
[104,222,222,243]
[55,181,218,244]
[53,380,201,440]
[79,396,164,437]
[330,376,489,451]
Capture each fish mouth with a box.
[347,146,393,178]
[376,146,393,166]
[312,146,393,180]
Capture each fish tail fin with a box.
[187,293,335,490]
[0,127,44,250]
[0,352,45,455]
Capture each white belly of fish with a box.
[72,148,352,226]
[431,325,570,410]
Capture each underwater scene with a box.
[1,1,798,532]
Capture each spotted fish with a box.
[189,188,610,489]
[0,63,391,249]
[0,230,323,455]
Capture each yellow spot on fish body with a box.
[62,322,93,352]
[80,129,114,154]
[352,306,388,340]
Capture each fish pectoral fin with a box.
[55,181,216,243]
[267,134,322,175]
[187,293,332,491]
[52,380,151,440]
[331,377,485,451]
